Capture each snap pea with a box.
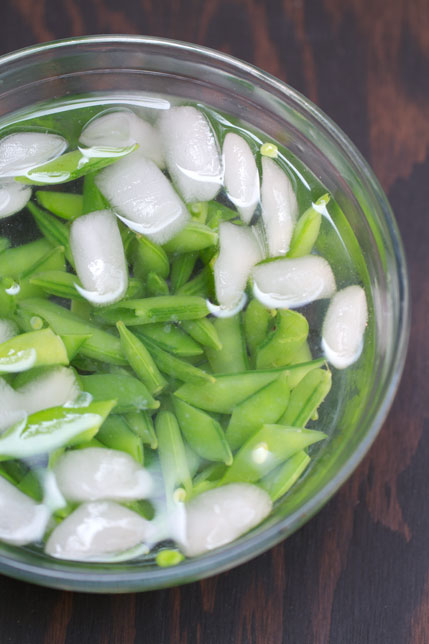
[0,278,16,318]
[20,246,66,281]
[279,368,332,427]
[287,194,328,258]
[27,202,73,262]
[79,374,159,413]
[173,397,232,465]
[60,334,91,361]
[288,340,313,365]
[225,372,290,450]
[156,549,185,567]
[0,238,10,254]
[124,411,158,449]
[117,321,167,395]
[135,333,215,385]
[244,299,272,359]
[136,323,203,357]
[18,298,126,365]
[181,319,222,352]
[82,172,109,214]
[206,315,248,374]
[170,253,198,293]
[0,400,115,461]
[0,328,68,374]
[188,201,208,223]
[146,271,170,297]
[16,469,43,502]
[256,310,309,369]
[70,299,91,321]
[95,296,209,326]
[259,451,311,502]
[220,424,326,484]
[174,359,324,413]
[0,238,53,279]
[131,235,170,280]
[155,410,192,498]
[15,144,138,185]
[36,190,84,220]
[96,416,144,464]
[30,270,82,300]
[175,266,213,297]
[206,201,238,229]
[163,221,218,254]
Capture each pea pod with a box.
[206,201,238,229]
[96,415,144,464]
[0,238,53,279]
[206,315,248,374]
[256,310,309,369]
[27,202,73,265]
[163,221,218,254]
[287,194,328,258]
[36,190,84,220]
[0,238,10,254]
[117,321,167,395]
[131,235,170,280]
[226,373,290,450]
[95,296,209,326]
[174,359,324,413]
[181,318,222,351]
[79,374,159,413]
[146,271,169,297]
[16,469,44,502]
[0,400,115,461]
[136,323,203,357]
[124,411,158,449]
[244,299,272,358]
[188,201,208,223]
[0,328,68,374]
[176,266,213,298]
[20,246,66,281]
[260,451,311,501]
[82,172,109,214]
[70,299,91,321]
[173,397,232,465]
[60,334,91,361]
[155,410,192,498]
[18,298,126,365]
[30,270,82,300]
[0,278,16,318]
[279,368,332,427]
[220,424,326,484]
[288,340,313,365]
[170,253,198,293]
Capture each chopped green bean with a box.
[96,416,144,464]
[36,191,84,220]
[163,221,218,254]
[279,368,332,427]
[117,321,167,395]
[124,411,158,449]
[155,410,192,498]
[256,310,309,369]
[79,373,159,413]
[206,315,248,374]
[259,451,311,501]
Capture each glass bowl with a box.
[0,35,409,593]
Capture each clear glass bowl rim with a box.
[0,34,410,592]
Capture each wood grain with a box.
[0,0,428,642]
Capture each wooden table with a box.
[0,1,427,642]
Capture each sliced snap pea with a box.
[225,372,290,450]
[287,340,313,365]
[30,270,83,300]
[188,202,208,223]
[96,415,144,464]
[155,410,192,498]
[0,278,16,318]
[0,328,68,374]
[18,298,126,365]
[279,368,332,427]
[70,299,91,321]
[175,266,213,297]
[124,411,158,449]
[244,299,272,359]
[27,202,74,266]
[174,359,324,414]
[206,315,248,374]
[79,374,159,414]
[82,172,109,214]
[173,397,232,465]
[16,469,43,502]
[0,400,115,461]
[163,221,218,254]
[220,424,326,484]
[170,252,198,293]
[117,321,167,395]
[131,235,170,280]
[259,450,311,502]
[206,201,238,229]
[20,246,66,281]
[287,194,328,258]
[60,334,91,361]
[146,271,170,297]
[15,144,138,185]
[256,310,309,369]
[96,296,209,326]
[36,190,84,220]
[0,238,53,279]
[136,323,203,357]
[135,333,215,385]
[181,318,222,352]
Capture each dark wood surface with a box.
[0,1,427,642]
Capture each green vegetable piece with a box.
[124,411,158,449]
[279,368,332,427]
[244,299,272,358]
[60,334,90,361]
[156,549,185,567]
[27,202,74,265]
[175,266,213,297]
[70,299,91,320]
[136,323,203,357]
[0,238,52,279]
[136,333,214,385]
[260,451,310,502]
[188,201,208,223]
[220,424,326,484]
[36,191,84,220]
[79,374,159,414]
[117,321,167,395]
[287,194,328,258]
[181,318,222,351]
[132,235,170,280]
[0,328,68,374]
[174,359,324,414]
[0,278,16,318]
[256,310,309,369]
[29,270,82,300]
[146,271,169,297]
[206,201,238,229]
[226,373,290,450]
[173,397,232,465]
[15,144,138,185]
[97,296,209,326]
[170,252,198,293]
[96,416,144,464]
[20,246,66,280]
[206,315,248,374]
[18,298,126,365]
[155,410,192,498]
[0,400,115,461]
[288,340,313,365]
[16,470,43,502]
[163,221,218,254]
[82,172,109,214]
[0,238,10,254]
